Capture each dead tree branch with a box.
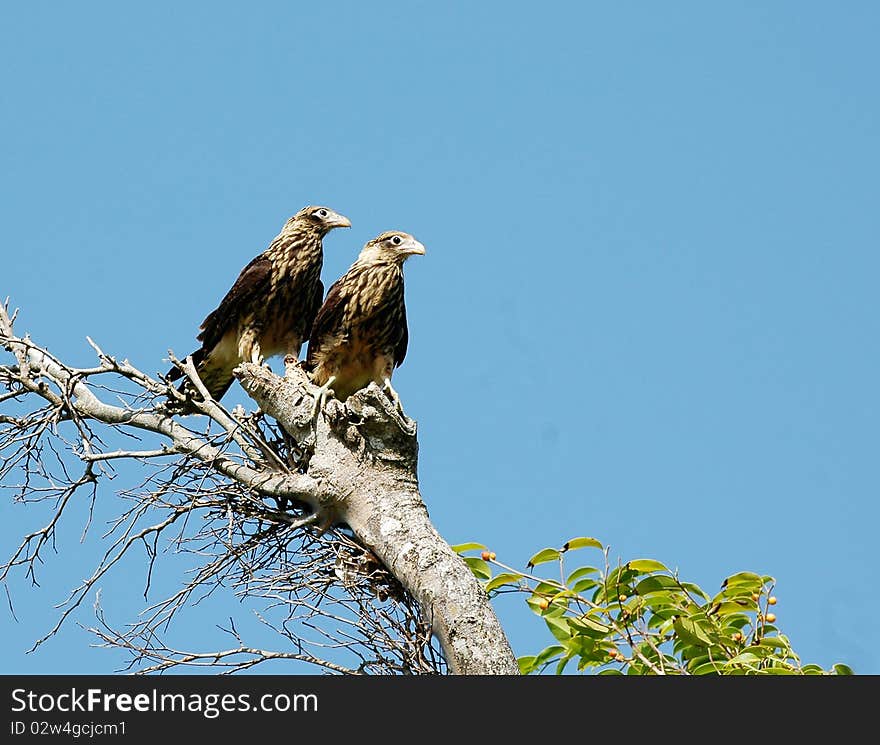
[1,299,517,674]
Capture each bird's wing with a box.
[393,302,408,368]
[197,254,273,351]
[302,277,325,342]
[306,275,351,367]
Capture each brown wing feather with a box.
[305,274,350,370]
[302,277,325,343]
[198,254,273,352]
[394,301,408,368]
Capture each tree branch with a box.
[1,299,517,674]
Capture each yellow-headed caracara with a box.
[169,206,351,401]
[306,230,425,413]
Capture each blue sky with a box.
[2,2,878,674]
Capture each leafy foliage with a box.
[455,539,853,675]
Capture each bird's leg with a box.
[240,335,265,366]
[383,377,404,414]
[311,375,337,422]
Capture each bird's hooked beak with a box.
[402,237,426,257]
[327,211,352,229]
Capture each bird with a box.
[167,205,351,402]
[305,230,425,414]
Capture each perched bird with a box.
[168,206,351,401]
[306,230,425,412]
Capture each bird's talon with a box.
[310,376,337,423]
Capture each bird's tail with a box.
[165,348,205,384]
[163,348,233,411]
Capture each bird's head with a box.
[358,231,426,264]
[289,205,352,234]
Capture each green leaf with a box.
[646,607,679,627]
[719,621,751,641]
[738,645,776,659]
[726,651,762,668]
[535,644,566,667]
[562,537,603,552]
[544,615,572,642]
[606,566,639,586]
[634,575,680,595]
[567,566,601,585]
[484,572,524,593]
[833,663,854,675]
[801,664,825,675]
[685,653,710,670]
[722,572,763,589]
[527,548,561,568]
[627,559,668,573]
[517,655,538,675]
[758,637,791,651]
[673,616,714,648]
[569,615,611,637]
[572,578,599,594]
[763,665,799,675]
[725,616,751,631]
[708,600,751,617]
[556,655,574,675]
[463,557,491,580]
[563,635,597,658]
[451,542,486,554]
[680,581,711,601]
[578,654,605,671]
[690,660,725,675]
[534,581,562,595]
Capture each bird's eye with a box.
[391,235,402,246]
[317,209,328,218]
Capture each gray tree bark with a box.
[238,359,519,675]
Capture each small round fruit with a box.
[618,594,627,602]
[481,550,491,561]
[766,612,777,623]
[537,598,550,610]
[751,592,760,601]
[768,596,777,605]
[489,552,497,561]
[733,632,743,642]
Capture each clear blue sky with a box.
[2,2,878,674]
